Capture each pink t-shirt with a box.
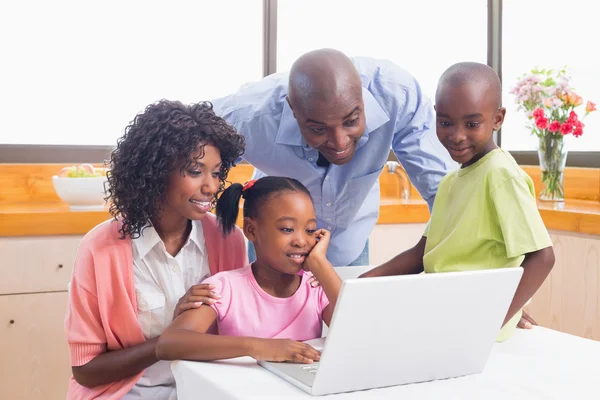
[202,265,330,341]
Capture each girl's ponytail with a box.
[215,182,244,235]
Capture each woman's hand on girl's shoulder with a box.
[249,338,321,364]
[306,272,321,288]
[172,283,221,320]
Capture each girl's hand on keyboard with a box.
[250,338,321,364]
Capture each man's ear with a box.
[493,107,507,131]
[243,217,257,242]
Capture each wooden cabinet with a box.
[526,231,600,341]
[0,235,81,400]
[0,292,71,399]
[0,236,79,295]
[369,224,427,266]
[369,224,600,341]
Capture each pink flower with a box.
[548,121,561,132]
[573,119,584,137]
[535,117,549,130]
[567,111,579,124]
[586,101,597,114]
[532,108,545,119]
[560,122,574,135]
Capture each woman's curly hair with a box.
[105,99,245,239]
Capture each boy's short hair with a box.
[436,62,502,110]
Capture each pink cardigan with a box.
[64,213,247,399]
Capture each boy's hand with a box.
[250,338,321,364]
[173,283,221,320]
[517,310,538,329]
[304,229,331,273]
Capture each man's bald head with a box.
[288,49,362,113]
[436,62,502,110]
[286,49,366,166]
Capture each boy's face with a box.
[435,82,506,167]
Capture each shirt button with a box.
[326,218,332,221]
[308,157,314,162]
[325,176,329,181]
[326,202,332,207]
[327,226,332,230]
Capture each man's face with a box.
[288,89,366,165]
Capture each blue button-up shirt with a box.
[212,56,456,266]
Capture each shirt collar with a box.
[132,220,206,259]
[132,223,162,260]
[186,220,206,255]
[275,87,390,147]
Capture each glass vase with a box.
[537,135,567,202]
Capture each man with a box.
[212,49,455,267]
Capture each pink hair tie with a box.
[242,179,257,192]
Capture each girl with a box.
[64,100,247,399]
[156,176,342,364]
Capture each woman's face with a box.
[162,143,222,221]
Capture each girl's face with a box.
[245,191,318,275]
[162,143,222,221]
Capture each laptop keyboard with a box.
[301,363,320,375]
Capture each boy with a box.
[361,62,555,341]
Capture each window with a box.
[0,0,262,146]
[502,0,599,152]
[277,0,487,103]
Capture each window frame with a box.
[1,0,597,167]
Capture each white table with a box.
[172,327,600,399]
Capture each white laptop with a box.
[258,266,523,396]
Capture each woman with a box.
[64,100,247,399]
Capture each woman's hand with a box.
[306,273,321,288]
[173,283,221,320]
[249,338,321,364]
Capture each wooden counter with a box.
[2,197,599,237]
[1,163,599,237]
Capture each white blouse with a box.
[123,221,210,400]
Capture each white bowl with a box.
[52,175,108,211]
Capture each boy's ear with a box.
[493,107,507,131]
[243,217,257,242]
